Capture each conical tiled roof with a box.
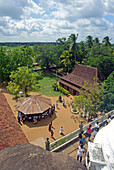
[17,95,51,115]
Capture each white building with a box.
[87,119,114,170]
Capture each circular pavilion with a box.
[17,95,52,118]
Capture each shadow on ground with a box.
[23,113,57,128]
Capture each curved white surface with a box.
[94,119,114,169]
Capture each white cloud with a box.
[39,0,56,10]
[52,0,105,20]
[0,0,114,42]
[0,0,44,19]
[104,0,114,15]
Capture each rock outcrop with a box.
[0,143,87,170]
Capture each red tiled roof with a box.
[0,93,28,151]
[60,64,100,88]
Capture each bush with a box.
[63,89,69,96]
[52,83,69,96]
[58,85,62,92]
[52,83,58,90]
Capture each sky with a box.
[0,0,114,43]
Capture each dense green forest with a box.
[0,34,114,112]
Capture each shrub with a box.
[64,90,69,96]
[58,85,62,92]
[52,83,69,96]
[52,83,58,90]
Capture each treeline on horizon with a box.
[0,42,56,47]
[0,35,114,47]
[0,34,113,81]
[0,41,114,47]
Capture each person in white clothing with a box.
[60,127,63,134]
[77,145,85,163]
[94,121,99,137]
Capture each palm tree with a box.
[102,36,111,46]
[86,35,93,48]
[68,34,78,64]
[93,37,100,44]
[60,50,71,73]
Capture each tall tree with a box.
[86,35,93,49]
[68,34,78,64]
[0,46,33,83]
[78,41,87,63]
[102,36,111,47]
[73,80,104,118]
[35,44,56,69]
[7,66,39,97]
[100,71,114,112]
[60,50,71,73]
[84,45,114,79]
[56,37,67,44]
[93,37,100,46]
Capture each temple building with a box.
[58,64,103,95]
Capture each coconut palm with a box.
[86,35,93,48]
[68,34,78,64]
[102,36,111,46]
[60,50,71,73]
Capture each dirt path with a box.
[4,91,87,143]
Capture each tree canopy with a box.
[0,34,114,113]
[7,66,39,97]
[73,79,104,117]
[100,71,114,112]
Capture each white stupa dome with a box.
[94,119,114,170]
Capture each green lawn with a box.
[37,73,64,97]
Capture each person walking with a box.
[49,123,51,131]
[62,99,65,107]
[51,130,54,138]
[45,138,50,151]
[79,131,86,146]
[49,108,52,117]
[53,104,55,111]
[77,145,85,163]
[60,127,63,135]
[79,121,83,133]
[56,101,58,109]
[17,115,21,125]
[106,115,111,125]
[93,122,99,137]
[86,125,92,141]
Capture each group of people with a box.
[17,104,55,125]
[79,121,99,143]
[77,114,113,165]
[48,121,63,138]
[77,120,100,165]
[46,114,112,166]
[56,96,65,109]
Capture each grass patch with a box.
[50,130,79,150]
[37,73,64,97]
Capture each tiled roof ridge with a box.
[76,64,98,70]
